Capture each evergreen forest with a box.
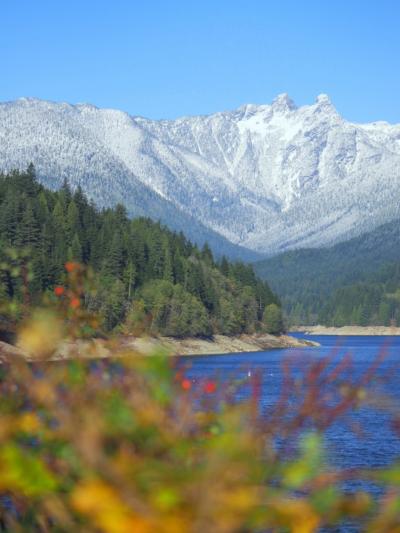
[254,221,400,327]
[0,166,282,337]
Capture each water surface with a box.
[182,335,400,532]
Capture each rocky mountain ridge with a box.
[1,95,399,254]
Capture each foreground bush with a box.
[1,339,400,532]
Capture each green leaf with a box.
[0,444,57,496]
[375,463,400,486]
[282,433,324,489]
[311,486,339,514]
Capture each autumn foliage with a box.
[0,265,400,531]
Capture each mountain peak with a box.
[314,93,336,111]
[271,93,297,113]
[316,93,330,103]
[16,97,43,105]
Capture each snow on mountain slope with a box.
[0,98,260,261]
[0,94,400,255]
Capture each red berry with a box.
[181,379,191,391]
[65,261,78,273]
[54,286,65,296]
[204,381,217,394]
[70,297,80,309]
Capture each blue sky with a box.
[2,0,399,122]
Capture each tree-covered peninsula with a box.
[0,166,282,337]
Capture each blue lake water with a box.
[180,335,400,532]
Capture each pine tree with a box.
[24,163,38,197]
[37,192,50,223]
[163,241,174,282]
[220,256,229,276]
[123,261,137,299]
[40,221,58,287]
[66,200,80,244]
[201,243,214,265]
[70,233,82,262]
[52,201,66,231]
[172,252,185,284]
[0,191,19,245]
[17,201,39,248]
[73,185,86,215]
[148,232,164,279]
[104,231,125,280]
[60,177,72,204]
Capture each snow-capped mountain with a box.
[1,94,400,255]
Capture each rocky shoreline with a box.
[294,325,400,336]
[118,333,319,356]
[0,333,319,361]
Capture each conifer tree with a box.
[201,243,214,265]
[123,262,136,299]
[52,201,66,231]
[0,192,19,245]
[17,201,39,248]
[67,200,80,244]
[104,231,125,280]
[70,233,83,262]
[163,241,174,282]
[60,177,72,204]
[220,256,230,277]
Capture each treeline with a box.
[265,261,400,328]
[0,166,283,336]
[254,220,400,327]
[316,263,400,327]
[261,261,400,328]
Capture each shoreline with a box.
[0,333,319,361]
[293,325,400,336]
[122,333,319,356]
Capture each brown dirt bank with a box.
[293,325,400,336]
[0,333,318,361]
[124,333,319,356]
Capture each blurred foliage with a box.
[0,266,399,531]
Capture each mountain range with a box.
[1,94,400,255]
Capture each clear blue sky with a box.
[2,0,399,122]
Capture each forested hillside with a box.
[0,166,282,336]
[318,263,400,326]
[254,220,400,326]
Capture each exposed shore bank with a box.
[132,333,319,356]
[294,325,400,336]
[0,333,319,361]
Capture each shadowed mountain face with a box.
[1,95,400,255]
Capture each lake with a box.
[181,335,400,532]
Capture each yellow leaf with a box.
[18,412,41,433]
[18,310,63,358]
[271,498,320,533]
[71,480,153,533]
